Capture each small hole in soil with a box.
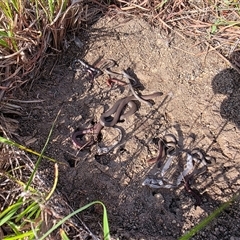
[160,209,165,215]
[169,198,180,214]
[152,191,157,196]
[67,159,75,168]
[90,119,96,125]
[64,153,76,167]
[97,132,103,142]
[85,236,93,240]
[152,137,160,145]
[95,155,110,165]
[224,209,231,214]
[119,147,126,153]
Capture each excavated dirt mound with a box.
[18,17,239,239]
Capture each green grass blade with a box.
[1,171,39,194]
[35,0,51,23]
[62,0,68,11]
[48,0,54,20]
[0,202,23,226]
[0,2,18,50]
[5,221,21,235]
[25,109,61,190]
[3,230,35,240]
[0,31,11,48]
[101,201,110,240]
[38,201,110,240]
[0,39,10,48]
[31,207,41,221]
[0,136,58,163]
[27,204,41,219]
[60,229,70,240]
[0,2,18,51]
[179,192,240,240]
[1,2,13,20]
[15,202,39,223]
[10,0,20,13]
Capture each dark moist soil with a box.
[17,17,239,239]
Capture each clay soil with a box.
[17,17,239,239]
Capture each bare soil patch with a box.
[18,17,240,239]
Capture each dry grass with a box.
[0,0,240,238]
[113,0,240,53]
[0,145,92,238]
[0,0,104,137]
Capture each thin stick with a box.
[172,46,197,55]
[208,44,240,75]
[6,99,45,103]
[157,17,185,40]
[0,46,28,60]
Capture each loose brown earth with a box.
[18,17,239,239]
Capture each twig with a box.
[0,46,28,60]
[2,66,22,82]
[157,17,185,39]
[172,46,197,55]
[61,192,99,240]
[208,43,240,75]
[6,99,45,103]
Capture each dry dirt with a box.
[17,17,240,239]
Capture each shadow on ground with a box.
[212,68,240,128]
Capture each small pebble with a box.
[154,193,164,203]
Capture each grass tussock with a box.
[0,0,104,137]
[0,0,81,88]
